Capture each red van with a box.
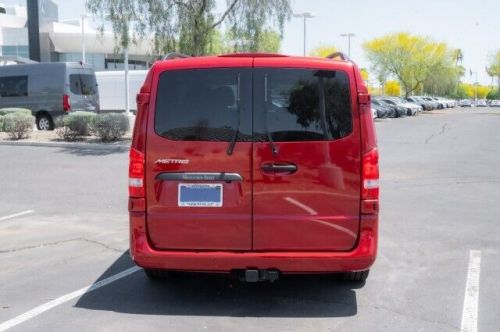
[129,53,379,283]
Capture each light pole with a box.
[124,47,130,116]
[470,70,478,104]
[340,33,355,58]
[293,12,315,56]
[81,14,87,63]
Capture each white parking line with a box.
[0,266,141,332]
[0,210,34,222]
[460,250,481,332]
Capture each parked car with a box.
[459,99,472,107]
[438,97,456,108]
[476,99,487,107]
[0,62,99,130]
[373,97,406,117]
[489,100,500,107]
[406,96,434,110]
[371,100,395,118]
[421,96,444,109]
[380,97,421,115]
[129,53,379,283]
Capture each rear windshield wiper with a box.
[264,74,278,156]
[226,74,241,156]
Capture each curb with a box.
[0,140,130,152]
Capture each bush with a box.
[55,111,97,141]
[92,113,130,142]
[55,120,79,141]
[3,112,35,140]
[65,111,96,136]
[0,108,32,117]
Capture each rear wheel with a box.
[36,113,54,131]
[341,270,369,282]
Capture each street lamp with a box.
[340,33,355,58]
[293,12,315,56]
[470,70,478,103]
[81,14,88,63]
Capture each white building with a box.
[0,0,157,70]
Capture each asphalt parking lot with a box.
[1,108,499,332]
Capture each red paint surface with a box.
[129,54,378,273]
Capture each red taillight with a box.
[63,94,71,112]
[362,148,379,199]
[361,148,379,214]
[129,148,145,198]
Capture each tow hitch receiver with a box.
[236,269,280,282]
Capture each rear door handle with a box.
[261,162,297,174]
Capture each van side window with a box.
[0,76,28,97]
[70,74,97,95]
[254,69,352,141]
[155,68,252,141]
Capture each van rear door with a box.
[145,63,253,250]
[252,60,362,251]
[67,67,99,112]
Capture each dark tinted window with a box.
[155,68,252,141]
[253,69,352,142]
[70,74,97,95]
[0,76,28,97]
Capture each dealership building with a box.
[0,0,155,69]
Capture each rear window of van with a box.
[70,74,97,95]
[155,68,252,142]
[155,67,352,142]
[253,68,352,141]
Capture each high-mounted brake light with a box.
[63,94,71,112]
[129,148,145,197]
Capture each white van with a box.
[95,70,147,114]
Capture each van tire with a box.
[36,113,54,131]
[341,270,369,282]
[144,268,171,280]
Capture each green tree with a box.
[224,29,281,53]
[86,0,292,56]
[364,32,452,97]
[486,51,500,94]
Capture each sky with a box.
[3,0,499,85]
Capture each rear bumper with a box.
[130,213,378,273]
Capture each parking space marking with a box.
[0,266,141,332]
[0,210,34,222]
[460,250,481,332]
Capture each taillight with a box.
[63,94,71,112]
[129,148,145,197]
[361,148,379,214]
[362,148,379,199]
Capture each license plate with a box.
[178,183,223,207]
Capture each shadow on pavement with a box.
[75,251,359,318]
[55,146,128,157]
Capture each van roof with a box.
[0,62,94,72]
[153,52,355,72]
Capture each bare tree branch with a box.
[210,0,239,30]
